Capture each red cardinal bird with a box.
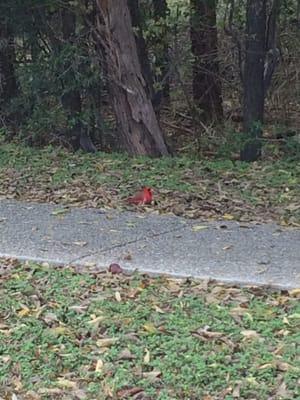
[127,187,153,205]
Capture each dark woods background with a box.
[0,0,299,161]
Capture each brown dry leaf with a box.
[275,360,294,372]
[232,382,242,398]
[218,386,232,398]
[275,381,292,399]
[118,348,136,360]
[102,382,114,398]
[193,327,223,340]
[230,307,253,322]
[142,369,161,381]
[38,388,63,395]
[117,387,144,399]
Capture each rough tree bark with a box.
[190,0,223,123]
[128,0,154,101]
[95,0,169,156]
[241,0,266,162]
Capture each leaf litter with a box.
[0,145,299,226]
[0,258,299,399]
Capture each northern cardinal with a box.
[127,187,153,205]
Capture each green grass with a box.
[0,260,299,399]
[0,142,299,225]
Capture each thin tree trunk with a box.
[96,0,169,156]
[153,0,170,103]
[241,0,266,162]
[0,22,19,129]
[61,6,96,152]
[190,0,223,123]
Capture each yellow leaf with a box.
[87,316,105,325]
[17,306,30,317]
[56,378,77,389]
[51,208,69,216]
[192,225,208,232]
[283,316,290,325]
[258,363,273,370]
[115,291,122,302]
[144,348,150,364]
[96,338,119,348]
[223,213,234,220]
[48,326,71,337]
[95,359,104,372]
[289,288,300,297]
[241,330,261,341]
[153,305,165,314]
[143,323,157,334]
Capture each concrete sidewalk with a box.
[0,199,299,289]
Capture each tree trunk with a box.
[96,0,169,156]
[190,0,223,123]
[0,22,19,128]
[61,6,96,152]
[128,0,155,102]
[153,0,170,103]
[264,0,281,94]
[241,0,266,162]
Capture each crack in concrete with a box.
[68,222,191,265]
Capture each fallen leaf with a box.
[73,241,87,247]
[241,330,262,341]
[192,225,208,232]
[51,208,69,216]
[223,213,234,220]
[109,263,123,274]
[115,291,122,302]
[142,369,161,381]
[143,323,157,334]
[289,288,300,297]
[117,387,144,398]
[17,306,31,317]
[193,327,223,340]
[118,348,136,360]
[96,338,119,348]
[153,305,165,314]
[56,378,77,389]
[144,348,150,364]
[95,359,104,372]
[87,315,105,325]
